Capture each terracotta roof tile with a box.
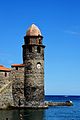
[11,64,25,67]
[0,65,11,72]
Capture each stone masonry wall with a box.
[0,71,13,109]
[0,81,13,109]
[11,66,24,107]
[23,43,45,107]
[0,71,10,88]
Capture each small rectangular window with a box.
[5,72,7,77]
[37,46,41,53]
[16,67,18,70]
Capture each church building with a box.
[0,24,46,108]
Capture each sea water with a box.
[0,96,80,120]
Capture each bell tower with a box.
[22,24,45,107]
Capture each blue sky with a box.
[0,0,80,95]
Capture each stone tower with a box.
[22,24,45,107]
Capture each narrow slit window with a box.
[39,39,42,44]
[29,46,32,52]
[37,46,41,53]
[16,67,18,70]
[5,72,7,77]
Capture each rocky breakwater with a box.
[47,101,73,106]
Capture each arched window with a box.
[25,39,30,44]
[37,46,41,53]
[39,39,42,44]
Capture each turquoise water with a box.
[0,96,80,120]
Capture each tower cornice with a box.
[22,44,45,48]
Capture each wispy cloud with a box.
[64,30,80,35]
